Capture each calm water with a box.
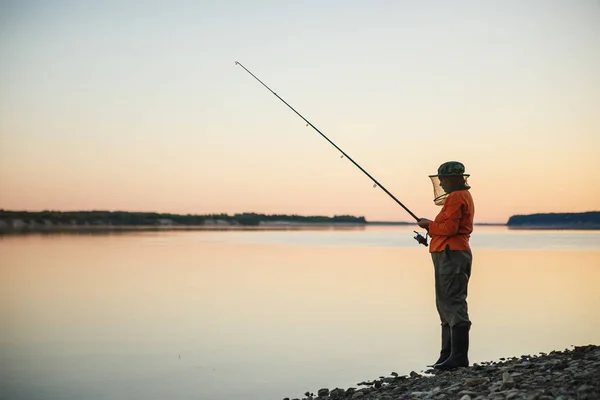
[1,226,599,400]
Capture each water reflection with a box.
[0,228,599,400]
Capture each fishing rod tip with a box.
[234,61,240,65]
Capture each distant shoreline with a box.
[506,211,600,230]
[0,222,371,234]
[1,210,599,233]
[0,221,376,234]
[507,225,600,230]
[2,222,600,234]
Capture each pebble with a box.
[285,344,600,400]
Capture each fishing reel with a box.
[413,231,429,247]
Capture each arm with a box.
[428,195,464,236]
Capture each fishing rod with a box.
[235,61,428,246]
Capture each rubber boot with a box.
[428,324,451,367]
[434,323,470,370]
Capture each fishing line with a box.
[235,61,428,246]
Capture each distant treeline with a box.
[507,212,600,228]
[0,210,367,228]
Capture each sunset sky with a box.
[1,1,598,223]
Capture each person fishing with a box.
[417,161,475,370]
[235,63,475,370]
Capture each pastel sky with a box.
[1,0,599,223]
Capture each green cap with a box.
[431,161,469,177]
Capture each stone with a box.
[392,386,405,394]
[501,371,516,389]
[464,377,490,386]
[409,391,431,397]
[488,382,503,392]
[578,384,592,393]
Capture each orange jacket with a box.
[428,189,475,253]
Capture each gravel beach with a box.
[284,345,600,400]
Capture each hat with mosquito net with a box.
[429,161,470,206]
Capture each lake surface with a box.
[1,226,599,400]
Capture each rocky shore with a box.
[284,345,600,400]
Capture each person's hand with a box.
[417,218,432,229]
